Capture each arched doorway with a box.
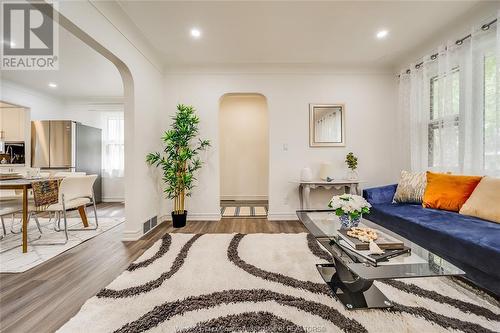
[219,93,269,218]
[25,3,134,233]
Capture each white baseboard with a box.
[267,212,299,221]
[157,215,168,224]
[102,197,125,203]
[121,228,142,241]
[121,216,167,241]
[190,213,221,221]
[220,195,268,201]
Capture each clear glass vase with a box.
[347,169,358,181]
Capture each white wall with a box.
[164,71,400,220]
[57,1,165,240]
[63,101,110,128]
[219,94,269,201]
[0,81,125,201]
[1,80,65,119]
[4,2,401,230]
[1,2,165,239]
[1,80,122,126]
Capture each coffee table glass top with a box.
[297,210,465,280]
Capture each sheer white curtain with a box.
[399,12,500,176]
[101,111,124,178]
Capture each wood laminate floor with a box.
[0,203,306,333]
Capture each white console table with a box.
[296,180,364,209]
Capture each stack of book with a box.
[336,228,411,266]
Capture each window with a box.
[428,70,460,168]
[102,112,124,177]
[484,54,498,172]
[402,23,499,176]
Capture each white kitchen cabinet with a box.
[0,107,25,141]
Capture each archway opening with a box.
[0,3,133,245]
[219,93,269,218]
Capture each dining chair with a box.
[7,206,44,236]
[10,172,53,225]
[50,171,87,230]
[1,189,20,235]
[0,199,43,253]
[6,178,66,249]
[9,175,54,235]
[48,175,99,240]
[0,201,19,240]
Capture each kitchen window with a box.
[102,112,124,178]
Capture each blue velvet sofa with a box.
[363,184,500,296]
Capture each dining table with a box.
[0,177,90,253]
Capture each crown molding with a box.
[163,63,397,76]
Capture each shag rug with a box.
[59,233,499,333]
[0,217,124,273]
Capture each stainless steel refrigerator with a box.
[31,120,102,202]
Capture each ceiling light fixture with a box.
[48,82,57,88]
[376,30,389,39]
[190,28,201,39]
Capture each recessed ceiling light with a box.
[376,30,389,39]
[48,82,57,88]
[190,28,201,39]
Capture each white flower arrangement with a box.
[328,194,371,221]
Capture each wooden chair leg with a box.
[78,206,89,228]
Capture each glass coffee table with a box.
[297,210,465,310]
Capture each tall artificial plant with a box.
[146,104,210,215]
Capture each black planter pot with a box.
[171,210,187,228]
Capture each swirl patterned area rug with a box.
[59,233,500,333]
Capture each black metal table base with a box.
[317,263,393,310]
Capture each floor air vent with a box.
[143,216,158,234]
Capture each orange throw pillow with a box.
[422,172,482,212]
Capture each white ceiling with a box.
[0,1,485,99]
[118,0,480,69]
[1,25,123,99]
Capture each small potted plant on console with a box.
[345,152,358,180]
